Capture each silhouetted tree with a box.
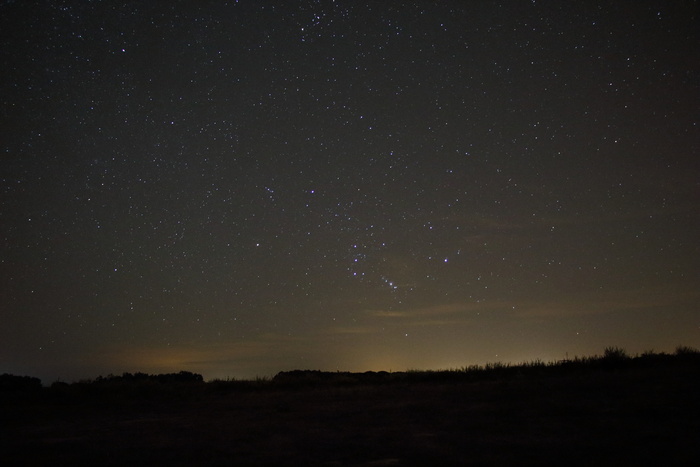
[0,373,42,392]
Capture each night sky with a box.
[2,1,698,383]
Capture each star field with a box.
[1,1,698,382]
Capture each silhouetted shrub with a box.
[0,373,42,392]
[603,346,629,360]
[674,345,699,356]
[154,371,204,383]
[635,350,673,368]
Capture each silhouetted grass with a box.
[3,347,699,466]
[268,346,699,388]
[6,346,698,397]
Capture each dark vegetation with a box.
[2,347,700,466]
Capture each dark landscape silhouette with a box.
[2,346,700,466]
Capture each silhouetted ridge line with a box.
[4,346,699,392]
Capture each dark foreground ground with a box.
[3,357,700,466]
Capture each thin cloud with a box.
[365,301,506,319]
[326,325,385,335]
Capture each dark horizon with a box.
[7,344,700,386]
